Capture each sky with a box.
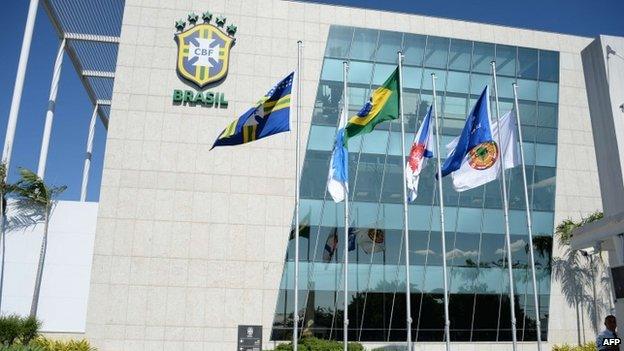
[0,1,622,202]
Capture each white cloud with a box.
[495,239,527,255]
[446,248,478,260]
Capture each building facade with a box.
[84,0,611,350]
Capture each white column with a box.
[37,38,66,178]
[2,0,40,176]
[80,105,98,202]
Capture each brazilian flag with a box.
[345,67,400,142]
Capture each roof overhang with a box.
[570,211,624,250]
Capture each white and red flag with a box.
[405,106,434,201]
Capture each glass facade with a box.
[271,26,559,343]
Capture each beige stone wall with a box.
[85,0,607,350]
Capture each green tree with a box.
[13,168,66,318]
[0,163,17,310]
[552,212,608,345]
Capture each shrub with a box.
[0,345,45,351]
[0,315,40,346]
[30,337,97,351]
[552,343,597,351]
[272,337,364,351]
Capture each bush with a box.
[0,315,40,346]
[272,337,364,351]
[552,343,597,351]
[0,345,45,351]
[30,337,97,351]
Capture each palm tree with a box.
[13,168,66,317]
[0,163,15,310]
[552,212,606,345]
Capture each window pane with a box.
[376,30,402,63]
[448,39,472,72]
[496,44,516,77]
[538,81,559,103]
[424,36,449,69]
[518,48,538,79]
[537,103,557,128]
[348,61,373,84]
[470,73,491,95]
[326,26,353,58]
[403,34,426,66]
[320,58,343,81]
[539,50,559,82]
[517,79,538,101]
[403,66,423,89]
[472,42,494,74]
[350,28,378,61]
[446,71,470,94]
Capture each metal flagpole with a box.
[38,38,66,178]
[293,40,303,351]
[397,51,413,351]
[512,83,543,350]
[490,61,518,351]
[342,60,350,351]
[80,104,99,202]
[2,0,40,175]
[431,73,451,351]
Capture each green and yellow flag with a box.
[345,67,400,142]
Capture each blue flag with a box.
[212,72,293,149]
[440,85,494,178]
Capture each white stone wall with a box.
[0,201,98,332]
[85,0,607,350]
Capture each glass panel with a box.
[472,42,494,74]
[448,39,472,72]
[376,30,403,63]
[350,28,378,61]
[278,27,558,343]
[325,26,353,58]
[518,47,538,79]
[496,44,516,77]
[446,71,470,94]
[424,36,449,69]
[539,50,559,82]
[403,34,426,66]
[348,61,373,84]
[538,81,559,103]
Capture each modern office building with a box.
[1,0,620,350]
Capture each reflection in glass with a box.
[274,26,559,343]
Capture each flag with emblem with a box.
[322,228,339,263]
[441,86,520,191]
[405,105,434,201]
[211,72,293,149]
[345,68,400,142]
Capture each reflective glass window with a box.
[350,28,378,61]
[448,39,472,72]
[424,36,450,69]
[403,34,426,66]
[325,26,353,58]
[348,61,373,84]
[538,81,559,103]
[518,48,538,79]
[496,44,517,77]
[472,42,495,74]
[376,30,403,63]
[539,50,559,82]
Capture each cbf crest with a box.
[174,11,236,88]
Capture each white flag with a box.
[447,110,520,192]
[327,109,349,202]
[405,106,434,201]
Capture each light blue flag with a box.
[327,110,348,202]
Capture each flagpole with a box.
[293,40,303,351]
[491,61,518,351]
[512,82,543,351]
[342,60,350,351]
[397,51,413,351]
[431,73,451,351]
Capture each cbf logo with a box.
[174,11,236,88]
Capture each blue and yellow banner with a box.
[212,72,293,149]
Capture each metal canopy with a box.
[42,0,125,128]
